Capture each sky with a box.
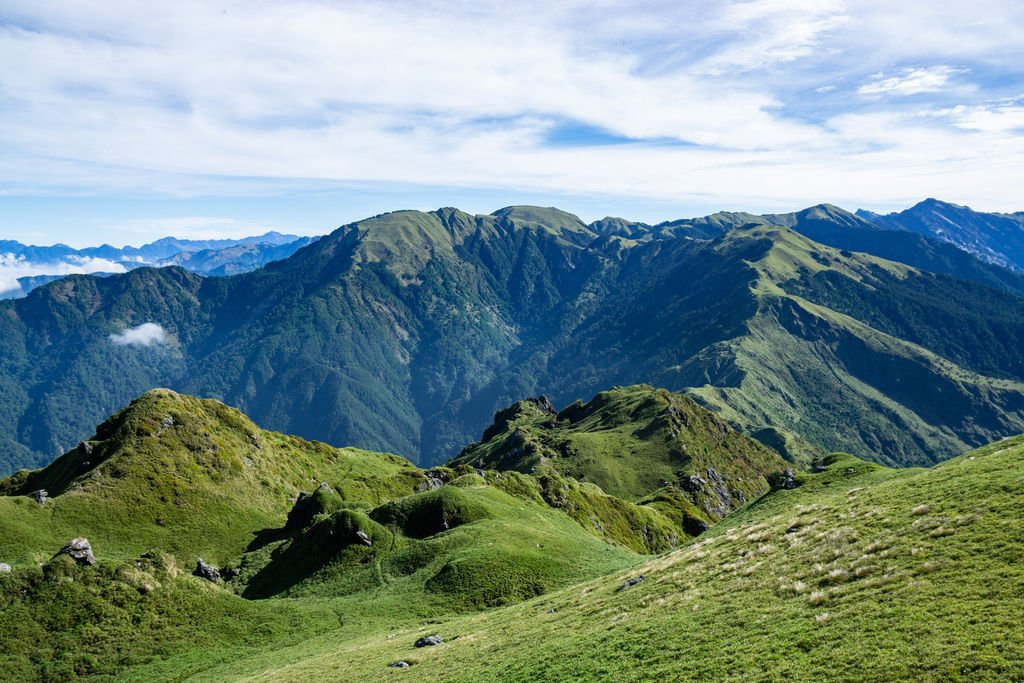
[1,0,1023,247]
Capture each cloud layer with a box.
[0,254,126,297]
[0,0,1022,216]
[109,322,168,347]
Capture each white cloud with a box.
[109,322,168,347]
[858,66,963,96]
[0,254,127,297]
[0,0,1021,214]
[946,103,1024,133]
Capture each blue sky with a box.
[1,0,1023,246]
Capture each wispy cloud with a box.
[0,0,1022,220]
[858,66,964,96]
[113,217,285,241]
[109,322,167,347]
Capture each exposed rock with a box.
[533,395,557,416]
[355,530,373,546]
[683,517,711,536]
[28,489,48,505]
[679,474,706,492]
[162,415,175,429]
[616,575,645,591]
[414,635,444,648]
[194,558,221,583]
[58,537,95,565]
[0,563,11,573]
[388,661,410,668]
[417,471,446,492]
[77,441,94,472]
[769,468,800,491]
[285,482,334,530]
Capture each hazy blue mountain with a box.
[858,198,1024,271]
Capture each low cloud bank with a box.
[0,254,127,298]
[109,323,168,347]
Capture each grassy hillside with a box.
[452,385,787,527]
[0,389,424,566]
[2,391,1022,680]
[1,388,749,678]
[168,436,1024,682]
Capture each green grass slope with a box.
[0,389,424,566]
[185,436,1024,682]
[2,388,745,678]
[451,385,787,527]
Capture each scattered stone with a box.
[616,575,645,592]
[58,538,96,565]
[162,415,175,429]
[845,467,856,475]
[388,661,410,668]
[546,608,557,613]
[28,489,48,505]
[785,526,800,534]
[194,558,221,583]
[0,563,11,573]
[414,635,444,648]
[356,530,373,546]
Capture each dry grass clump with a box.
[827,568,851,584]
[853,565,874,579]
[918,561,940,574]
[911,504,931,516]
[862,540,889,555]
[815,612,832,624]
[808,590,829,605]
[929,527,956,538]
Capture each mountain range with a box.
[2,200,1024,477]
[0,232,318,299]
[858,198,1024,272]
[2,197,1024,679]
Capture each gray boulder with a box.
[388,661,410,668]
[414,634,444,647]
[28,489,48,505]
[616,575,645,591]
[58,537,96,565]
[194,558,221,583]
[0,563,11,573]
[355,530,373,546]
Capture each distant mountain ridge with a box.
[858,198,1024,271]
[0,232,318,298]
[2,201,1024,474]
